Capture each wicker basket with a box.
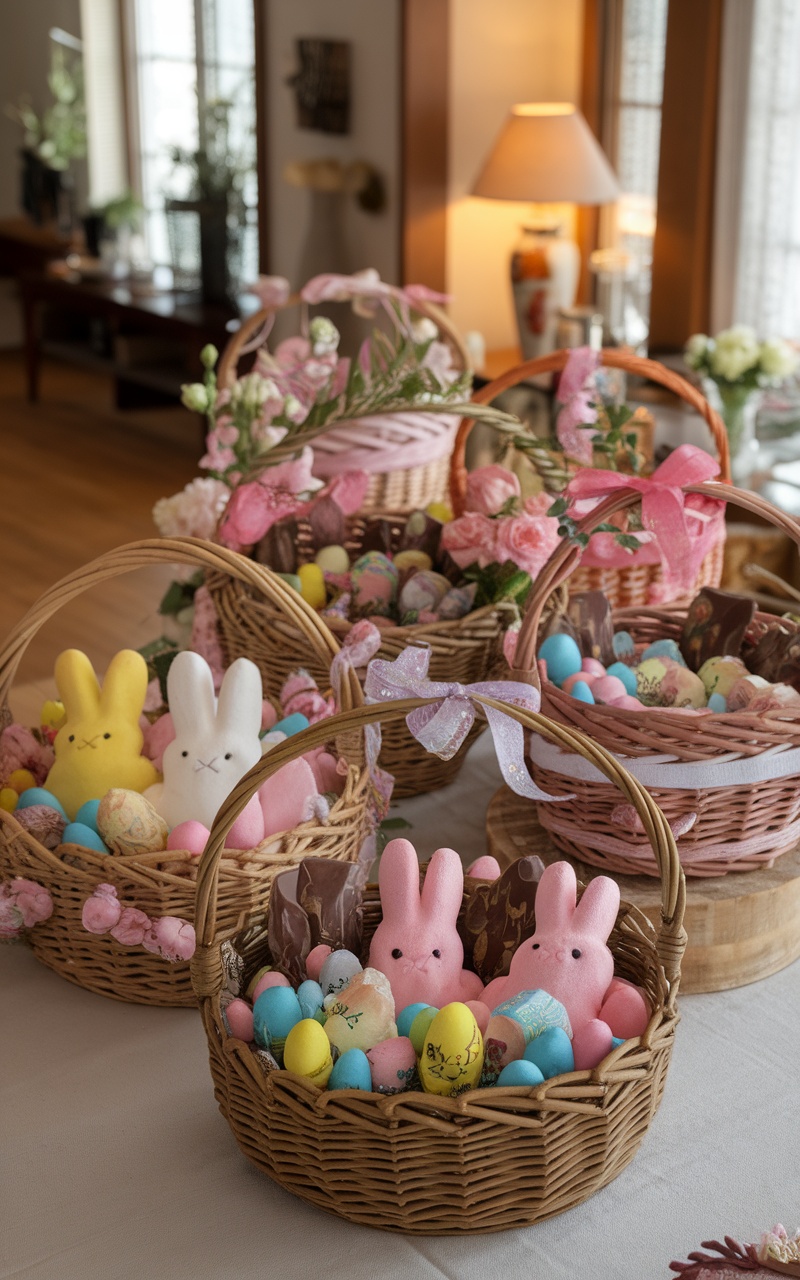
[217,291,471,516]
[0,538,371,1006]
[509,483,800,878]
[191,694,685,1235]
[450,348,732,608]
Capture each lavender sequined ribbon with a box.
[364,645,570,803]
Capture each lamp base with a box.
[510,226,580,363]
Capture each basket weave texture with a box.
[191,696,685,1235]
[216,293,470,516]
[0,539,371,1006]
[510,484,800,878]
[450,348,731,609]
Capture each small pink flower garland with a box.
[0,877,53,939]
[81,884,196,962]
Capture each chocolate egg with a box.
[96,788,169,856]
[367,1036,417,1094]
[419,1002,484,1097]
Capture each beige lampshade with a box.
[472,103,620,205]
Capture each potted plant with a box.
[164,98,249,307]
[7,37,86,230]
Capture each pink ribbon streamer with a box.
[363,645,569,802]
[330,622,394,823]
[566,444,725,598]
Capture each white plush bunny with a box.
[146,651,321,848]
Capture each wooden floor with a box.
[0,352,202,718]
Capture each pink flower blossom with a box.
[440,511,498,569]
[215,420,239,447]
[248,275,291,309]
[152,478,230,540]
[199,433,236,473]
[110,907,151,946]
[465,464,521,516]
[189,585,227,691]
[0,724,54,786]
[82,884,122,934]
[324,470,369,515]
[0,877,53,936]
[151,916,196,962]
[421,340,458,386]
[555,346,600,464]
[217,448,323,550]
[494,511,561,578]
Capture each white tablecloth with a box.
[2,734,799,1279]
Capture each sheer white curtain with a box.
[713,0,800,339]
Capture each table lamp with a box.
[472,103,620,360]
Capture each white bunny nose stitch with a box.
[195,757,221,773]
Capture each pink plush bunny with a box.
[482,861,649,1069]
[368,838,484,1011]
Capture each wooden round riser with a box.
[486,786,800,994]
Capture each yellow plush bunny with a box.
[45,649,160,819]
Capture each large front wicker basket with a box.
[450,348,731,608]
[191,696,685,1235]
[0,538,371,1006]
[509,484,800,878]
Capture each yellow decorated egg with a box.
[0,787,19,812]
[96,788,169,855]
[297,562,327,610]
[284,1017,334,1087]
[8,768,36,794]
[419,1002,484,1097]
[425,502,452,523]
[40,700,65,731]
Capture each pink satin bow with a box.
[566,443,724,595]
[364,645,568,802]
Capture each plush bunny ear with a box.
[378,838,422,922]
[216,658,263,741]
[534,861,577,932]
[420,847,465,924]
[167,651,216,737]
[99,649,149,718]
[573,874,620,942]
[54,649,101,719]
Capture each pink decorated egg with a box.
[591,675,628,704]
[167,820,209,855]
[306,943,333,981]
[224,998,255,1042]
[562,671,597,694]
[581,657,606,678]
[608,695,645,710]
[252,970,292,1002]
[465,1000,491,1035]
[367,1036,417,1094]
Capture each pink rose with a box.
[440,511,498,569]
[152,916,196,962]
[465,465,521,516]
[82,884,121,935]
[11,878,54,927]
[110,907,151,947]
[494,512,561,578]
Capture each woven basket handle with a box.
[217,293,471,391]
[191,696,686,1011]
[449,348,732,516]
[0,537,363,716]
[512,482,800,687]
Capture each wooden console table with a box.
[19,271,259,409]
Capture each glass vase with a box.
[703,379,763,485]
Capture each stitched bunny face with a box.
[45,649,160,819]
[154,652,264,830]
[488,861,619,1033]
[368,839,484,1011]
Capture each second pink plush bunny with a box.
[482,861,650,1069]
[368,838,484,1011]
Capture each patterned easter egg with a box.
[11,804,66,848]
[398,570,451,616]
[96,788,169,856]
[324,968,397,1054]
[419,1002,484,1097]
[367,1036,418,1094]
[319,949,362,997]
[635,657,706,708]
[480,1014,526,1086]
[350,551,399,615]
[698,655,749,699]
[492,989,572,1043]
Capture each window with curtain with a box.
[127,0,258,285]
[734,0,800,340]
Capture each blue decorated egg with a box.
[708,692,727,713]
[641,638,687,667]
[17,787,68,820]
[606,662,638,695]
[569,679,595,704]
[538,634,583,687]
[252,986,303,1061]
[75,798,102,831]
[523,1026,574,1079]
[270,713,309,739]
[328,1047,373,1091]
[492,989,572,1043]
[396,1002,431,1038]
[61,821,109,853]
[496,1059,545,1087]
[611,630,636,664]
[297,979,324,1020]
